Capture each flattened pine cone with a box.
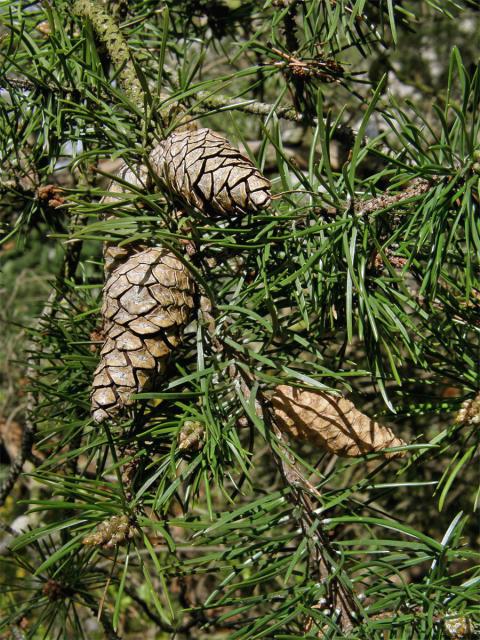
[91,247,194,423]
[151,128,271,216]
[271,385,406,459]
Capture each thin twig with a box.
[192,90,356,146]
[83,592,122,640]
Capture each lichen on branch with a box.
[72,0,145,111]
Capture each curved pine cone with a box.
[91,247,195,423]
[151,128,271,216]
[271,385,406,459]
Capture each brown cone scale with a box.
[91,247,194,423]
[271,385,406,459]
[150,128,271,216]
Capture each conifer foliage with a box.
[0,1,479,639]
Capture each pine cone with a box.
[151,128,271,216]
[91,247,195,423]
[178,420,205,452]
[457,392,480,425]
[443,614,473,639]
[83,514,136,548]
[271,385,406,459]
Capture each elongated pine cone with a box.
[91,247,194,423]
[151,128,271,216]
[271,385,406,459]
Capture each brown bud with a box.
[37,184,65,208]
[42,579,69,601]
[271,385,406,459]
[89,328,104,353]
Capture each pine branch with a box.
[234,368,362,636]
[2,73,356,146]
[0,236,83,507]
[2,1,478,637]
[71,0,145,112]
[355,177,435,215]
[266,422,361,636]
[192,91,356,146]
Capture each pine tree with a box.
[0,1,479,638]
